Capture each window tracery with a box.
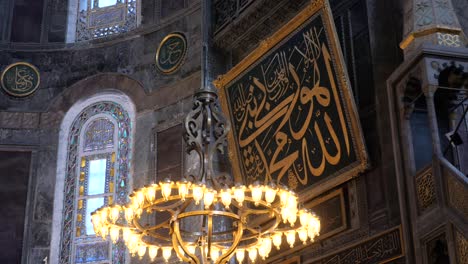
[59,102,132,264]
[75,0,137,41]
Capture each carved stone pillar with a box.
[401,0,466,57]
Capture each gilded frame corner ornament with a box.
[1,62,40,98]
[214,0,368,200]
[155,32,188,75]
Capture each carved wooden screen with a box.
[214,0,368,200]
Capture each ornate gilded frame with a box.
[155,32,188,74]
[213,0,368,201]
[1,62,40,97]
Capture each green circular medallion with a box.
[155,33,187,74]
[1,62,40,97]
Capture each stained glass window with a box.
[59,102,132,264]
[75,0,137,41]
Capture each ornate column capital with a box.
[401,0,466,57]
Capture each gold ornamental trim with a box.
[399,26,462,50]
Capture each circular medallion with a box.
[155,33,187,74]
[1,62,40,97]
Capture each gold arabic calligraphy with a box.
[160,40,184,65]
[231,25,352,189]
[5,66,35,92]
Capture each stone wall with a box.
[0,1,202,263]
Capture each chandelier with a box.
[91,87,320,263]
[92,0,319,258]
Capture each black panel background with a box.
[224,11,358,192]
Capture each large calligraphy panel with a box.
[214,0,368,199]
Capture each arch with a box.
[50,91,136,264]
[48,73,148,113]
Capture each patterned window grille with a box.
[75,0,137,41]
[59,102,132,264]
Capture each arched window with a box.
[68,0,138,42]
[51,96,135,264]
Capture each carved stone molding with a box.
[415,166,437,213]
[446,171,468,219]
[455,228,468,264]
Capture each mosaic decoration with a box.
[1,62,40,97]
[415,166,436,213]
[59,102,132,264]
[318,226,404,263]
[214,0,368,198]
[76,0,137,41]
[155,33,187,74]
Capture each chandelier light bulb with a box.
[298,228,308,244]
[250,182,263,206]
[281,206,291,223]
[124,206,134,223]
[110,206,120,223]
[128,233,139,251]
[192,182,205,205]
[145,185,156,202]
[91,213,101,226]
[236,249,245,263]
[109,226,120,243]
[177,179,190,201]
[160,179,173,201]
[100,208,109,222]
[137,244,146,259]
[128,242,138,256]
[288,209,298,226]
[286,230,296,248]
[272,232,282,250]
[279,188,289,206]
[203,188,217,209]
[264,184,277,205]
[162,247,172,262]
[299,209,310,227]
[136,191,145,207]
[248,247,258,262]
[100,226,109,238]
[233,185,246,205]
[220,188,232,208]
[258,237,272,259]
[122,228,131,241]
[286,192,298,209]
[149,246,159,261]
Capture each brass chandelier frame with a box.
[91,88,320,263]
